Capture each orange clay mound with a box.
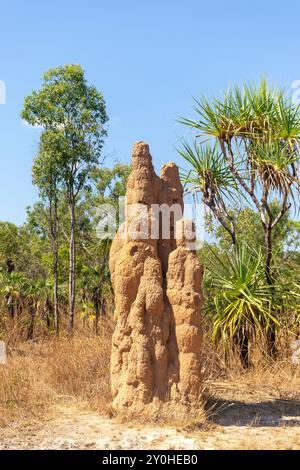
[109,141,203,415]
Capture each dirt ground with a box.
[1,386,300,450]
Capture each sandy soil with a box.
[1,394,300,450]
[0,403,198,450]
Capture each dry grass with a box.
[206,359,300,402]
[116,398,208,430]
[201,329,300,402]
[0,319,112,427]
[1,316,300,438]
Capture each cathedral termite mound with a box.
[109,141,203,416]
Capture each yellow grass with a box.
[0,320,112,427]
[1,318,300,436]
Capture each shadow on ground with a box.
[205,397,300,427]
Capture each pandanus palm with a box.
[206,244,279,368]
[33,279,55,330]
[0,272,28,319]
[179,79,300,358]
[78,237,112,335]
[178,141,239,244]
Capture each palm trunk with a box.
[68,198,76,332]
[265,224,273,285]
[237,328,249,369]
[232,244,251,368]
[265,224,277,358]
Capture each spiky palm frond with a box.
[0,272,29,301]
[273,97,300,144]
[177,140,237,201]
[249,140,300,195]
[178,95,224,138]
[180,80,300,143]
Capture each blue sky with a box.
[0,0,300,225]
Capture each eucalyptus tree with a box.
[32,131,61,334]
[21,64,108,332]
[75,164,131,333]
[180,80,300,356]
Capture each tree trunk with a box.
[234,326,250,369]
[44,297,53,331]
[6,295,14,319]
[26,299,36,341]
[68,198,76,332]
[238,330,249,369]
[6,259,15,319]
[264,224,277,358]
[94,297,100,336]
[51,200,59,336]
[53,248,59,335]
[267,323,276,358]
[265,224,273,285]
[232,244,251,368]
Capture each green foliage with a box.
[0,222,20,268]
[21,64,109,330]
[0,158,130,335]
[208,203,297,253]
[178,140,237,199]
[91,163,131,205]
[180,80,300,323]
[22,64,108,197]
[180,79,300,143]
[205,244,279,343]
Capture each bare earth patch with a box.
[0,402,197,450]
[1,394,300,450]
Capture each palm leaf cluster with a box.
[205,244,279,344]
[178,140,236,200]
[249,140,300,196]
[0,271,67,329]
[179,80,300,208]
[180,80,300,144]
